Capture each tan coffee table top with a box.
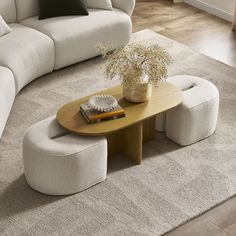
[56,82,183,136]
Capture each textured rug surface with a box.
[1,29,236,236]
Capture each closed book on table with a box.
[80,103,125,123]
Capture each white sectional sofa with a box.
[0,0,135,137]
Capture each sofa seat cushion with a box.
[21,9,131,70]
[0,23,55,93]
[0,67,15,138]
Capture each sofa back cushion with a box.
[0,0,16,23]
[16,0,39,22]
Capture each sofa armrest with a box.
[112,0,136,16]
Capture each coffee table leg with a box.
[106,117,156,164]
[143,116,156,142]
[122,122,143,164]
[106,122,143,164]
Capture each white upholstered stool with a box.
[23,116,107,195]
[156,75,219,146]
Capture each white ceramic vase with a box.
[123,82,152,103]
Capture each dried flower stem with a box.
[97,43,173,87]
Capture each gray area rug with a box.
[1,29,236,236]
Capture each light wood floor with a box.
[132,0,236,68]
[132,1,236,235]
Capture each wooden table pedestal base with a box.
[106,117,156,164]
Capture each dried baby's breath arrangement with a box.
[98,43,173,87]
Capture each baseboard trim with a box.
[184,0,233,22]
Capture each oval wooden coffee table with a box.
[57,82,182,164]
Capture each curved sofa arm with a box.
[112,0,136,16]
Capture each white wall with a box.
[184,0,234,21]
[200,0,234,14]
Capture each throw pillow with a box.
[39,0,89,20]
[0,15,12,37]
[84,0,112,10]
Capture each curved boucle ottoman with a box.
[23,116,107,195]
[156,75,219,146]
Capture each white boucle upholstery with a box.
[0,67,15,137]
[0,1,134,138]
[21,9,131,70]
[14,0,135,21]
[23,116,108,195]
[15,0,39,22]
[156,75,219,146]
[0,23,55,93]
[0,15,12,36]
[112,0,135,16]
[85,0,113,10]
[0,0,16,23]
